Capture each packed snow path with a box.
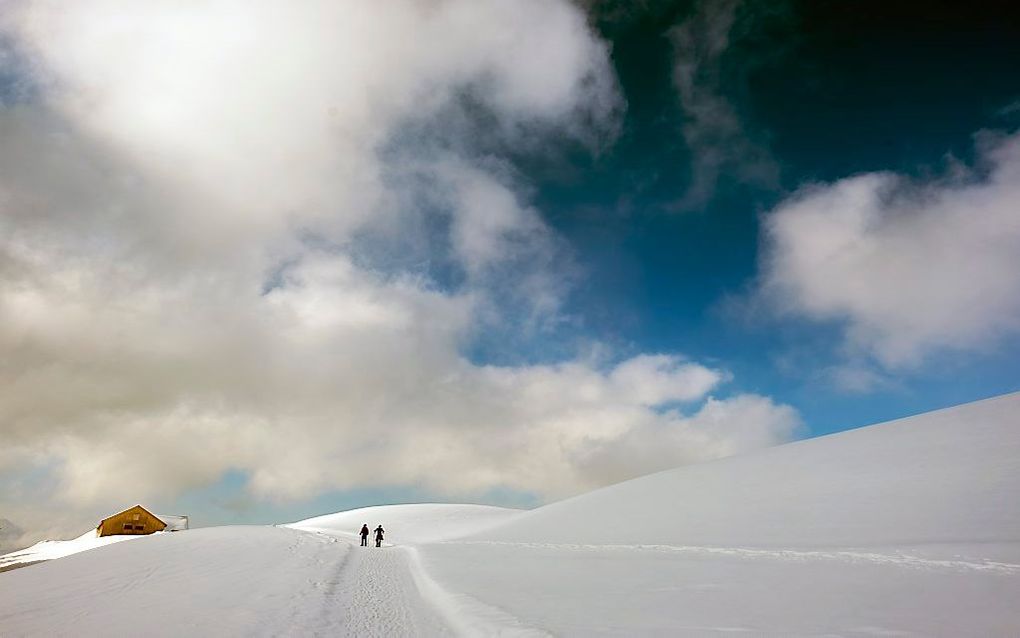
[328,542,451,637]
[0,527,478,637]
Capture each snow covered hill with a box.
[287,503,521,544]
[0,529,145,570]
[1,393,1018,636]
[417,391,1020,635]
[468,390,1020,547]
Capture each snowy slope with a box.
[0,529,146,569]
[469,391,1020,547]
[1,512,189,570]
[0,525,455,636]
[416,392,1020,636]
[287,503,522,544]
[0,508,540,637]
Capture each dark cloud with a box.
[669,0,782,209]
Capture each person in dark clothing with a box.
[374,525,384,547]
[359,524,369,547]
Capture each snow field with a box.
[419,540,1020,636]
[0,508,539,637]
[409,393,1020,635]
[1,526,359,636]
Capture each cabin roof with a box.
[98,504,163,527]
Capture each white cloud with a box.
[609,354,728,406]
[571,394,802,487]
[758,130,1020,367]
[0,0,798,544]
[5,0,620,258]
[823,363,891,395]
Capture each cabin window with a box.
[123,523,133,531]
[134,525,144,531]
[133,514,140,521]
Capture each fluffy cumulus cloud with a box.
[0,0,798,546]
[758,130,1020,368]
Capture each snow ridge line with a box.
[443,541,1020,574]
[403,546,552,637]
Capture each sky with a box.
[1,0,1018,550]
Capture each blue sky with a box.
[1,0,1019,546]
[539,1,1020,429]
[470,1,1020,431]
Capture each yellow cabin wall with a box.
[97,506,167,537]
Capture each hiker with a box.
[374,525,385,547]
[360,524,369,547]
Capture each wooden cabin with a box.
[96,505,167,537]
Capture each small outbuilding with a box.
[158,514,189,532]
[96,505,167,537]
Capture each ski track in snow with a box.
[444,541,1020,575]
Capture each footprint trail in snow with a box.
[330,545,452,637]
